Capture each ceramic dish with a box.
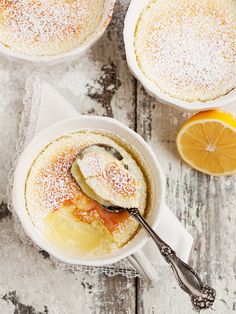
[123,0,236,112]
[12,116,193,282]
[0,0,115,65]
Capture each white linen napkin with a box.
[33,79,193,265]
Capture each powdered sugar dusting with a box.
[80,152,106,177]
[105,162,136,196]
[35,149,81,212]
[0,0,105,56]
[135,0,236,102]
[77,148,141,208]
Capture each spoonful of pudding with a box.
[71,143,216,311]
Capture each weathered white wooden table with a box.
[0,1,235,313]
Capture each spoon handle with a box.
[127,208,216,311]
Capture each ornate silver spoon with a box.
[74,144,216,310]
[105,205,216,311]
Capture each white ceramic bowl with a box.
[0,0,116,65]
[123,0,236,113]
[13,116,165,269]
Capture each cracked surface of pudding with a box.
[25,131,151,257]
[0,0,105,56]
[134,0,236,102]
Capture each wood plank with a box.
[54,0,136,129]
[136,84,236,313]
[53,0,137,310]
[0,1,137,313]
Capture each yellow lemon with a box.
[176,110,236,176]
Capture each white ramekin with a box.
[13,116,193,282]
[0,1,116,65]
[13,116,166,281]
[123,0,236,113]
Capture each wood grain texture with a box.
[136,84,236,313]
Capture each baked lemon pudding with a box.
[25,131,150,257]
[134,0,236,102]
[0,0,105,56]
